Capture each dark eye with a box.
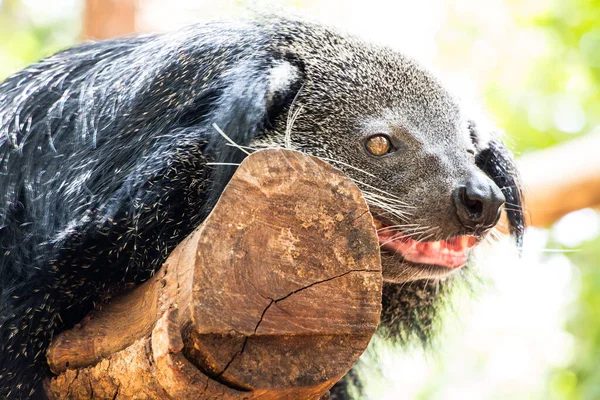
[365,135,395,156]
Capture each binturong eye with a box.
[365,134,395,156]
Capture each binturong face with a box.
[324,112,507,283]
[253,27,524,284]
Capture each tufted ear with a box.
[212,58,302,142]
[200,57,304,211]
[475,139,525,248]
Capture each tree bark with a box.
[495,132,600,232]
[45,149,382,399]
[519,132,600,227]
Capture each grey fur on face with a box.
[251,19,520,283]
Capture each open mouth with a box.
[374,219,478,269]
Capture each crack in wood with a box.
[212,268,372,383]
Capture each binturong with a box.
[0,16,524,399]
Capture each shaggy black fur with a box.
[0,18,524,399]
[0,24,299,398]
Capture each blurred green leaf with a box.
[0,0,78,80]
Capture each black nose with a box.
[453,173,505,230]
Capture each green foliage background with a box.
[489,0,600,154]
[551,234,600,400]
[0,0,79,79]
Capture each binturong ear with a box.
[475,139,525,248]
[201,56,304,209]
[210,58,303,146]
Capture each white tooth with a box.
[461,236,469,248]
[430,242,441,251]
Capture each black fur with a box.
[0,18,524,398]
[476,140,525,247]
[0,23,304,398]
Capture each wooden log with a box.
[45,149,382,399]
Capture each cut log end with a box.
[45,149,383,399]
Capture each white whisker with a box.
[285,105,303,150]
[212,123,250,155]
[284,84,304,150]
[539,248,580,253]
[378,226,437,248]
[314,156,376,178]
[350,178,414,206]
[206,162,241,166]
[368,206,413,223]
[412,231,436,242]
[225,143,257,151]
[377,224,421,232]
[362,190,412,207]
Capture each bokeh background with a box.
[1,0,599,399]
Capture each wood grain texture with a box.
[45,149,382,399]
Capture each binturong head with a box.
[246,18,525,284]
[0,15,525,398]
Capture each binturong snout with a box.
[453,171,505,231]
